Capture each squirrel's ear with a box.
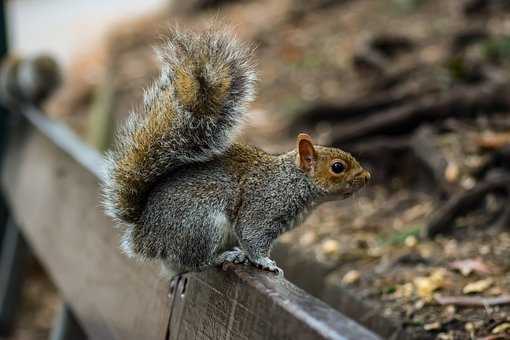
[297,133,317,174]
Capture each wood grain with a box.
[2,110,381,340]
[1,121,170,340]
[168,265,380,340]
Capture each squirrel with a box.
[102,27,371,276]
[0,55,61,108]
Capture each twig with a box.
[434,294,510,306]
[331,80,510,145]
[425,171,510,238]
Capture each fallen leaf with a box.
[449,258,494,276]
[414,269,446,300]
[342,270,360,285]
[492,323,510,334]
[463,278,493,294]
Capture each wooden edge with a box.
[2,117,170,340]
[229,265,380,339]
[272,244,411,339]
[22,105,105,178]
[9,108,380,339]
[168,266,380,340]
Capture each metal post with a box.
[50,304,88,340]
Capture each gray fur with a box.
[128,150,322,275]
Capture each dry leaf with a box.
[414,269,446,300]
[492,322,510,334]
[449,258,493,276]
[462,278,493,294]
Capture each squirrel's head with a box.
[295,133,370,199]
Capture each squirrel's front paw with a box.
[217,248,248,265]
[249,256,284,276]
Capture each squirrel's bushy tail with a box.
[102,27,256,224]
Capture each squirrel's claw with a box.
[250,256,284,276]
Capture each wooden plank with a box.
[2,109,381,340]
[50,303,88,340]
[1,120,170,340]
[169,266,380,340]
[272,244,409,339]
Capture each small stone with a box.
[405,235,418,247]
[424,321,441,331]
[445,162,459,182]
[461,177,476,189]
[342,270,360,285]
[465,322,475,333]
[480,245,491,255]
[414,299,425,310]
[299,231,316,246]
[444,305,456,319]
[437,333,454,340]
[321,239,340,256]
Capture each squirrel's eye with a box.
[331,162,345,174]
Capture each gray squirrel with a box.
[102,27,370,276]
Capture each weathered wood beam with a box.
[2,108,380,340]
[1,116,170,340]
[168,266,380,340]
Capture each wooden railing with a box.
[0,104,381,340]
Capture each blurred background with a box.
[4,0,510,339]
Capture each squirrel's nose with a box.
[356,169,371,183]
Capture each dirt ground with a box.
[9,0,510,339]
[2,257,60,340]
